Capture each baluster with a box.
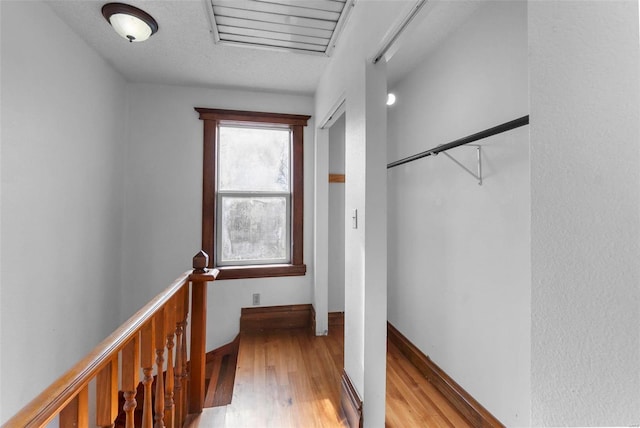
[141,319,156,428]
[181,282,190,421]
[122,335,140,428]
[96,356,118,427]
[174,286,186,426]
[59,385,88,428]
[189,251,209,414]
[154,308,166,428]
[164,297,176,428]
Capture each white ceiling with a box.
[47,0,331,95]
[47,0,480,96]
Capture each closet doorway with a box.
[327,112,346,329]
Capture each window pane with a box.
[219,126,290,192]
[220,196,288,263]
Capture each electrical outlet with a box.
[252,293,260,306]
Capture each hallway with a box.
[186,326,471,427]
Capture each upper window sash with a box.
[216,124,292,193]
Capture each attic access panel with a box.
[206,0,352,56]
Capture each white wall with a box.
[121,83,315,350]
[0,1,126,422]
[387,2,529,426]
[328,114,346,313]
[529,1,640,425]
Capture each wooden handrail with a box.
[2,266,218,428]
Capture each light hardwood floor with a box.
[186,326,471,427]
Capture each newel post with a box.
[189,250,209,414]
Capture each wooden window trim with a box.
[195,108,311,280]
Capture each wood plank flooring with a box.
[186,326,471,427]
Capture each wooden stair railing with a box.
[2,251,217,428]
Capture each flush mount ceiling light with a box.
[102,3,158,43]
[387,93,397,106]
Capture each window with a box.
[195,108,310,279]
[217,125,290,265]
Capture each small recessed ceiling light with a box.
[102,3,158,43]
[387,93,396,106]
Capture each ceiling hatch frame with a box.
[205,0,355,56]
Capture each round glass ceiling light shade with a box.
[102,3,158,43]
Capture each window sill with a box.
[215,264,307,280]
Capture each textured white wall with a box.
[328,114,346,313]
[122,83,315,350]
[0,1,126,422]
[387,2,529,426]
[529,1,640,425]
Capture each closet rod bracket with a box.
[440,145,483,185]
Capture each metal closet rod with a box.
[387,115,530,169]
